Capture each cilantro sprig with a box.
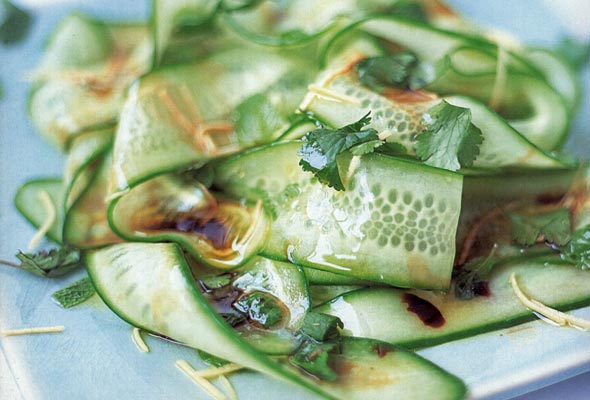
[454,248,496,300]
[298,113,405,190]
[559,225,590,270]
[415,100,483,171]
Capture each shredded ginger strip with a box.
[1,325,65,336]
[175,360,227,400]
[510,273,590,331]
[131,327,150,353]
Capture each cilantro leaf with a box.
[560,225,590,270]
[508,208,571,246]
[300,312,343,342]
[289,340,339,381]
[454,247,496,300]
[415,100,483,171]
[51,277,95,308]
[0,0,33,45]
[298,113,379,190]
[554,36,590,70]
[1,246,83,277]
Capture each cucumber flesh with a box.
[316,259,590,349]
[14,178,64,244]
[215,141,463,289]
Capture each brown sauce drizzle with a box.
[402,294,445,328]
[149,216,231,249]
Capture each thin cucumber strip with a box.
[303,41,567,168]
[230,256,310,354]
[108,172,267,269]
[151,0,219,64]
[215,141,463,289]
[522,47,580,114]
[303,267,374,286]
[110,46,298,195]
[28,15,152,149]
[64,152,121,249]
[301,337,467,400]
[64,127,114,210]
[85,242,333,399]
[87,243,466,399]
[14,178,64,244]
[309,285,363,307]
[316,259,590,349]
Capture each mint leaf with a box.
[560,225,590,270]
[415,100,483,171]
[51,277,95,308]
[454,248,496,300]
[0,0,32,45]
[233,292,283,328]
[289,341,339,381]
[298,113,379,190]
[1,246,83,277]
[508,208,571,246]
[355,51,445,92]
[300,312,343,342]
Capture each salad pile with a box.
[3,0,590,399]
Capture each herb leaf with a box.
[0,0,33,45]
[197,350,230,367]
[51,277,95,308]
[560,225,590,270]
[508,208,571,246]
[233,292,283,328]
[298,113,379,190]
[289,341,339,381]
[415,100,483,171]
[300,312,343,342]
[0,246,83,277]
[355,51,443,92]
[454,248,496,300]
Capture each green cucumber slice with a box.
[230,256,310,354]
[85,242,331,399]
[108,172,268,269]
[303,267,374,286]
[87,242,466,399]
[215,141,463,289]
[111,46,298,195]
[316,259,590,349]
[64,153,121,248]
[309,285,363,307]
[29,15,152,149]
[302,46,566,168]
[152,0,218,64]
[14,178,64,244]
[306,337,466,400]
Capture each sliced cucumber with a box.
[302,46,566,168]
[109,172,268,269]
[87,242,466,399]
[14,178,64,244]
[309,285,363,307]
[303,267,374,286]
[231,256,310,354]
[215,141,463,289]
[316,259,590,348]
[111,46,298,195]
[152,0,218,64]
[305,337,467,400]
[29,15,152,149]
[64,153,121,248]
[85,242,330,398]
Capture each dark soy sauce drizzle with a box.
[402,293,446,328]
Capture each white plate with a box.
[1,1,589,399]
